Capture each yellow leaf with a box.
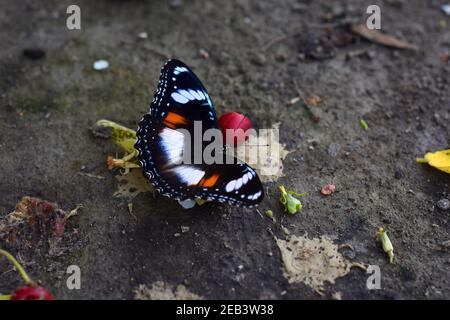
[95,119,137,154]
[416,149,450,174]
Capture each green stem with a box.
[415,157,428,163]
[0,249,32,285]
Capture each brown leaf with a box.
[305,94,322,106]
[350,24,417,50]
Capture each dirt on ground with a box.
[0,0,449,299]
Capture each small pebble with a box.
[321,184,336,196]
[442,4,450,15]
[250,52,266,66]
[23,48,46,60]
[174,233,181,237]
[341,248,356,260]
[275,50,287,62]
[181,225,190,233]
[138,32,148,39]
[328,143,341,157]
[394,169,404,179]
[367,50,377,60]
[199,48,209,59]
[93,59,109,71]
[437,198,450,211]
[168,0,183,9]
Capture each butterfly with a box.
[135,59,264,207]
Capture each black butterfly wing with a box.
[192,161,264,207]
[150,59,218,132]
[135,115,264,207]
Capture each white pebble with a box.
[93,59,109,71]
[138,32,148,39]
[442,4,450,15]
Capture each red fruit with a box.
[218,112,252,146]
[11,286,54,300]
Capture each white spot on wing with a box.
[171,92,189,104]
[159,128,184,164]
[179,89,195,100]
[235,178,243,190]
[189,89,201,100]
[172,166,205,186]
[225,180,236,192]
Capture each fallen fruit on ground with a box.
[11,286,53,300]
[218,112,252,146]
[0,249,53,300]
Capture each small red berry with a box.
[218,112,252,146]
[11,286,54,300]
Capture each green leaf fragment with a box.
[377,227,394,264]
[265,210,274,218]
[360,119,369,130]
[279,185,306,215]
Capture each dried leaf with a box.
[0,197,81,256]
[305,94,322,106]
[95,119,136,154]
[276,234,353,293]
[134,282,202,300]
[350,24,418,50]
[113,169,153,199]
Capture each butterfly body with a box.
[135,60,264,207]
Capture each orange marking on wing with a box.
[162,120,176,129]
[164,112,189,126]
[200,174,220,187]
